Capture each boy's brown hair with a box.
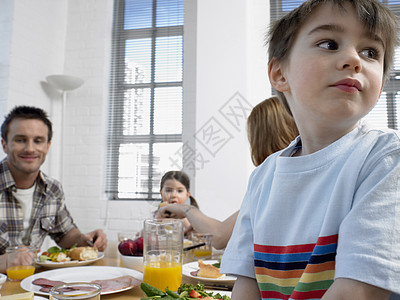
[266,0,399,115]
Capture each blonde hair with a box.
[247,97,299,166]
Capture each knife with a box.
[183,242,206,251]
[204,285,233,291]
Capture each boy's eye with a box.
[360,48,380,60]
[317,40,338,50]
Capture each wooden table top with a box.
[0,242,229,299]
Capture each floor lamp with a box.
[46,74,84,182]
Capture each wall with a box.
[0,0,13,117]
[1,0,270,244]
[194,0,270,220]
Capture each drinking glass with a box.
[6,245,36,281]
[143,219,184,291]
[191,233,213,259]
[49,283,101,300]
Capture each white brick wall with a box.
[1,0,270,247]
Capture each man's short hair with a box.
[1,106,53,142]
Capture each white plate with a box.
[182,260,236,284]
[36,252,104,268]
[20,266,143,296]
[35,297,48,300]
[0,273,7,285]
[206,290,232,297]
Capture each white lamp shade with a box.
[46,74,84,91]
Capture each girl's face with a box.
[160,179,190,205]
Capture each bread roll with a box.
[68,247,98,261]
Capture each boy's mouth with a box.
[331,78,362,93]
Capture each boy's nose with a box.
[338,48,362,73]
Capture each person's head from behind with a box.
[1,106,53,176]
[267,0,398,123]
[247,97,299,166]
[160,170,199,208]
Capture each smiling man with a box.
[0,106,107,273]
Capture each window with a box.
[270,0,400,130]
[107,0,185,200]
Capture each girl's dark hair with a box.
[160,170,199,208]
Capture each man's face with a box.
[1,118,51,178]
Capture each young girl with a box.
[157,97,299,249]
[159,170,199,230]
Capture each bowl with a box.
[0,273,7,288]
[119,253,143,272]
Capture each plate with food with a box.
[36,246,104,268]
[182,260,236,285]
[20,266,143,296]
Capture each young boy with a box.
[220,0,400,299]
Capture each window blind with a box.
[107,0,184,200]
[270,0,400,130]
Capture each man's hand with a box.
[59,228,107,252]
[83,229,107,252]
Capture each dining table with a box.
[0,241,230,299]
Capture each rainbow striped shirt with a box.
[254,234,338,300]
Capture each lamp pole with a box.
[46,75,84,182]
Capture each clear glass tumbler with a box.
[6,245,36,281]
[191,232,213,260]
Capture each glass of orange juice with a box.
[6,245,36,281]
[143,219,184,291]
[49,282,101,300]
[191,233,213,259]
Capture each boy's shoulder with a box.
[358,121,400,147]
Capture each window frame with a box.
[107,0,186,201]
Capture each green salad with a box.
[140,283,230,300]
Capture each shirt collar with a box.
[0,158,47,192]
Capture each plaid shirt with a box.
[0,158,76,254]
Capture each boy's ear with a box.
[268,58,289,92]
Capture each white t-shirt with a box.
[13,183,36,232]
[221,122,400,299]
